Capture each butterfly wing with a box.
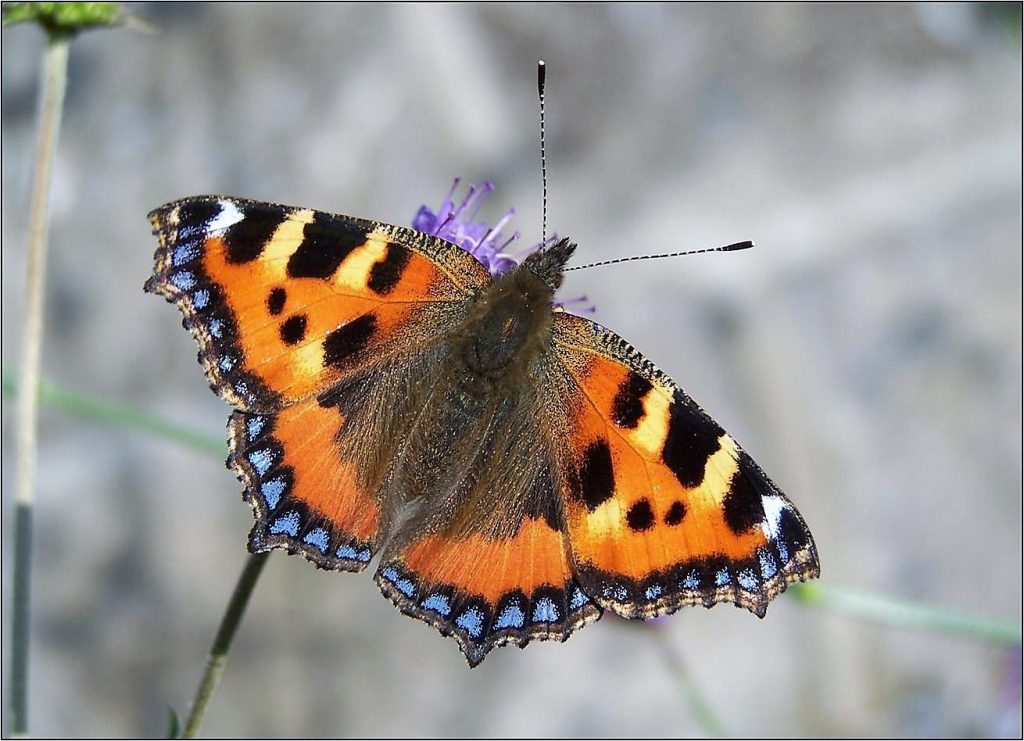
[228,397,385,570]
[373,379,601,666]
[146,196,490,412]
[147,196,492,568]
[548,311,819,619]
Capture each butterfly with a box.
[145,194,819,666]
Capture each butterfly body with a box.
[147,195,818,666]
[452,245,565,395]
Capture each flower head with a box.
[413,179,548,276]
[413,179,594,313]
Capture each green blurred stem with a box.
[789,582,1022,644]
[2,371,224,456]
[9,35,69,737]
[183,553,269,739]
[651,628,728,736]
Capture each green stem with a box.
[789,582,1022,644]
[2,370,224,457]
[183,553,270,739]
[651,627,729,737]
[10,35,69,737]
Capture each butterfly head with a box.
[521,237,576,291]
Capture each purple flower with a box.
[413,179,594,313]
[412,179,550,277]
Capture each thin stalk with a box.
[2,370,224,457]
[10,35,70,737]
[789,582,1022,645]
[183,552,270,738]
[651,627,729,737]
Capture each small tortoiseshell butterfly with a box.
[146,192,819,666]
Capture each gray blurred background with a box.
[2,3,1021,737]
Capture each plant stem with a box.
[789,582,1022,645]
[183,552,270,738]
[2,370,225,457]
[10,35,70,737]
[651,627,729,737]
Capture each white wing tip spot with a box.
[761,495,788,540]
[208,200,245,232]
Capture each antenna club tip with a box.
[723,240,754,252]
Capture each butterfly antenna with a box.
[538,59,548,246]
[564,241,754,272]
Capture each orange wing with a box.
[147,196,491,566]
[549,312,819,619]
[376,515,601,667]
[228,397,385,570]
[371,387,602,667]
[146,196,490,412]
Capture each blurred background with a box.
[2,3,1021,737]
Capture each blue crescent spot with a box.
[337,544,359,560]
[682,571,700,589]
[381,566,416,597]
[737,569,759,591]
[269,511,300,536]
[338,545,372,563]
[170,271,196,290]
[776,539,790,564]
[208,319,223,338]
[759,549,778,579]
[248,449,274,476]
[494,602,525,629]
[569,588,590,610]
[645,584,663,600]
[192,289,210,309]
[396,579,416,597]
[177,221,206,240]
[456,607,485,638]
[532,597,560,624]
[172,240,200,266]
[247,416,267,440]
[601,582,628,601]
[219,355,235,372]
[421,594,452,617]
[303,528,329,553]
[715,569,731,586]
[260,477,286,509]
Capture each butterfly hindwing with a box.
[548,311,819,619]
[376,519,601,667]
[146,196,490,412]
[228,397,384,570]
[374,379,602,666]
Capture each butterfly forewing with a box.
[146,196,490,412]
[546,311,819,619]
